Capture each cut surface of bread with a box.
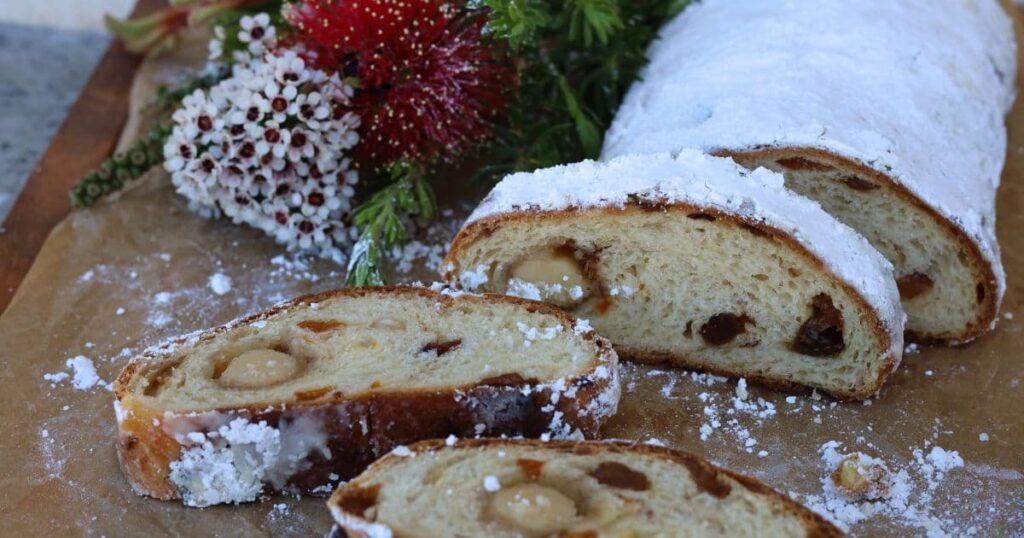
[328,439,842,538]
[601,0,1015,343]
[113,286,619,506]
[444,152,904,400]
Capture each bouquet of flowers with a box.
[73,0,687,285]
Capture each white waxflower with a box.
[164,46,361,261]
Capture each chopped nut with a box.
[508,246,593,308]
[830,454,891,500]
[217,348,300,389]
[487,483,577,533]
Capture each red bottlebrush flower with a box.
[286,0,513,166]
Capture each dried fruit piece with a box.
[776,156,834,172]
[792,294,845,356]
[699,313,754,346]
[516,458,545,481]
[420,339,462,356]
[680,458,732,499]
[336,483,381,516]
[590,461,651,491]
[487,483,578,533]
[896,272,934,300]
[297,319,345,333]
[838,175,879,191]
[217,349,300,389]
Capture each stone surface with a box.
[0,22,108,220]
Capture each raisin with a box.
[687,213,716,221]
[297,319,345,333]
[776,156,834,172]
[590,461,651,491]
[420,339,462,356]
[336,483,381,516]
[792,294,845,356]
[896,273,934,300]
[680,459,732,498]
[479,373,538,387]
[839,175,879,191]
[699,313,754,346]
[516,458,545,481]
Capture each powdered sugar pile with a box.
[208,273,233,295]
[43,356,111,392]
[803,440,970,535]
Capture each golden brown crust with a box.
[444,202,897,400]
[328,438,844,538]
[114,287,619,502]
[716,146,1000,346]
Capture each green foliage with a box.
[479,0,690,179]
[70,67,228,208]
[481,0,551,50]
[346,161,439,287]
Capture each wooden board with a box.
[0,0,162,314]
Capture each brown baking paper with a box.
[1,26,1023,538]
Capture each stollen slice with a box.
[113,286,619,506]
[602,0,1015,344]
[327,439,842,537]
[444,151,904,400]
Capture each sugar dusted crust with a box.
[602,0,1015,343]
[113,286,620,505]
[328,439,843,538]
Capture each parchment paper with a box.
[1,25,1022,538]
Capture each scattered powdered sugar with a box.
[682,374,777,451]
[483,475,501,492]
[390,445,413,457]
[43,356,111,391]
[390,209,462,275]
[208,273,233,295]
[516,322,563,346]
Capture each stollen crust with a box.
[327,438,843,538]
[113,286,619,506]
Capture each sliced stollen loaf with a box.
[602,0,1016,344]
[444,151,904,400]
[113,287,619,507]
[327,439,842,537]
